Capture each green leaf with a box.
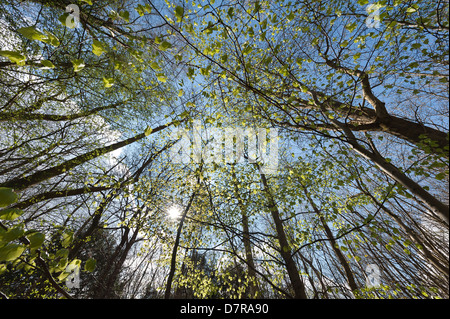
[187,67,195,78]
[57,270,70,281]
[0,244,25,262]
[0,188,18,207]
[40,60,55,70]
[253,1,261,14]
[286,11,295,21]
[0,264,6,275]
[345,22,358,33]
[28,232,45,249]
[0,226,24,245]
[62,231,73,248]
[41,31,60,46]
[340,40,349,47]
[228,7,234,18]
[80,0,93,4]
[156,73,167,82]
[84,258,97,272]
[92,40,107,56]
[102,77,115,88]
[66,258,81,272]
[119,10,130,22]
[0,50,26,66]
[59,13,77,29]
[159,41,172,51]
[56,248,69,259]
[175,6,184,23]
[18,26,47,41]
[135,5,144,16]
[180,110,190,118]
[406,5,418,13]
[71,59,85,72]
[0,208,24,221]
[144,126,153,136]
[150,61,161,70]
[242,44,253,55]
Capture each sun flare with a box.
[167,206,181,219]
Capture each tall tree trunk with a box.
[0,121,175,191]
[231,168,259,298]
[164,166,202,299]
[258,166,308,299]
[336,121,449,225]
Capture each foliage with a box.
[0,0,448,299]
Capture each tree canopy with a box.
[0,0,448,299]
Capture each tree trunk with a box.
[164,166,202,299]
[337,122,449,225]
[0,121,174,192]
[258,167,308,299]
[231,168,259,298]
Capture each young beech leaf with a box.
[119,10,130,22]
[28,232,45,249]
[144,127,153,136]
[71,59,85,72]
[18,26,47,41]
[42,31,60,47]
[0,226,24,244]
[85,258,97,272]
[0,188,18,207]
[40,60,55,69]
[156,74,167,82]
[103,77,115,88]
[62,231,73,248]
[159,41,172,51]
[0,208,24,221]
[59,13,77,29]
[92,40,107,56]
[0,51,26,65]
[0,244,25,262]
[175,6,184,22]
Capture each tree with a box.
[0,0,448,300]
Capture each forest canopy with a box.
[0,0,448,299]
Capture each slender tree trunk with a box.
[0,121,175,191]
[336,121,449,225]
[231,168,259,298]
[164,166,202,299]
[258,167,308,299]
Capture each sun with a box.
[167,206,182,220]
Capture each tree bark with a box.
[258,166,308,299]
[0,121,175,192]
[336,121,449,225]
[164,166,202,299]
[231,168,259,298]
